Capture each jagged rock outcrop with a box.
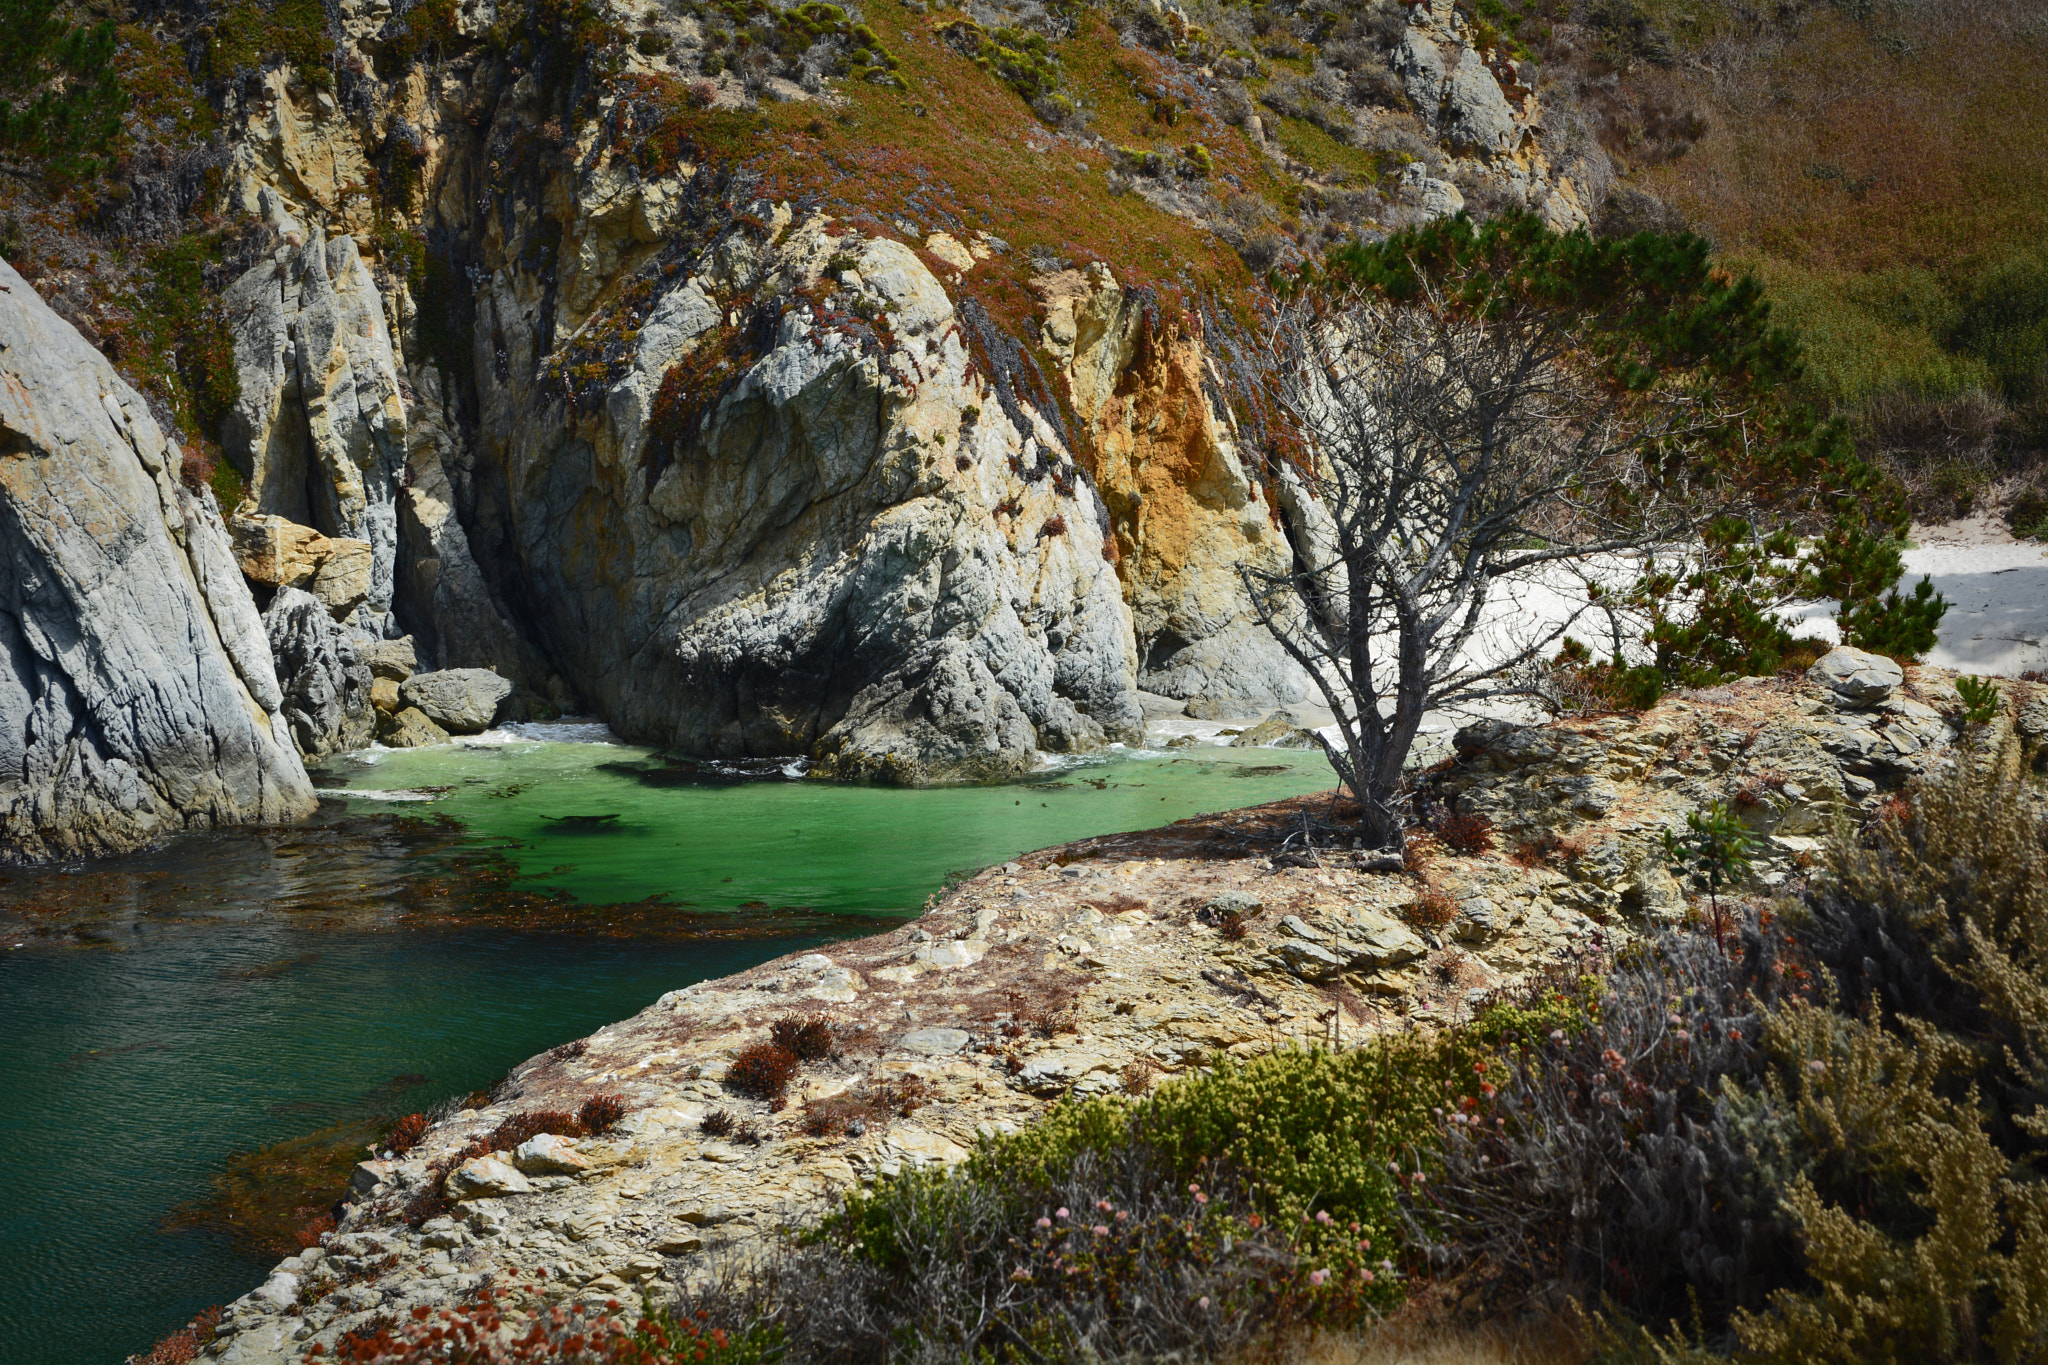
[1391,0,1597,231]
[479,225,1146,775]
[1038,265,1309,710]
[184,0,1603,779]
[264,587,376,757]
[223,216,410,637]
[0,260,318,863]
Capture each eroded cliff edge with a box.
[0,260,319,863]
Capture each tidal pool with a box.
[0,731,1330,1365]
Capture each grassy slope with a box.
[740,6,1272,334]
[1633,1,2048,407]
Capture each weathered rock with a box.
[1201,890,1263,919]
[395,373,546,685]
[2020,696,2048,747]
[356,635,417,681]
[446,1155,531,1200]
[898,1027,971,1056]
[0,259,317,862]
[1275,937,1349,980]
[492,230,1144,781]
[1340,909,1428,969]
[230,513,374,617]
[399,668,512,734]
[1230,710,1322,748]
[370,677,401,712]
[813,639,1039,783]
[1036,264,1308,711]
[1808,646,1903,706]
[222,220,407,636]
[265,587,375,757]
[1017,1048,1116,1095]
[512,1133,590,1174]
[377,706,450,748]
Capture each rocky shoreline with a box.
[190,648,2022,1365]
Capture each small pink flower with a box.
[1348,1221,1360,1232]
[1115,1210,1128,1221]
[1361,1269,1376,1284]
[1808,1059,1826,1073]
[1055,1208,1070,1219]
[1315,1210,1332,1224]
[1194,1192,1208,1204]
[1309,1269,1329,1287]
[1096,1200,1113,1212]
[1550,1029,1565,1042]
[1036,1217,1052,1228]
[1198,1297,1211,1311]
[1187,1183,1201,1194]
[1093,1225,1110,1236]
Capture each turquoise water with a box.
[0,733,1330,1365]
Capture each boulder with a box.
[230,513,373,617]
[2017,696,2048,747]
[512,1133,590,1175]
[399,668,512,734]
[1229,710,1321,748]
[357,635,417,681]
[1016,1048,1116,1095]
[0,258,317,861]
[1339,908,1427,970]
[377,706,450,748]
[1202,890,1262,918]
[898,1027,971,1056]
[1808,646,1903,706]
[445,1154,531,1200]
[265,587,376,757]
[1275,937,1349,981]
[370,677,400,712]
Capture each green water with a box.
[0,733,1329,1365]
[327,732,1328,908]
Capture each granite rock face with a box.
[0,260,318,862]
[265,587,376,757]
[222,221,410,637]
[483,226,1146,775]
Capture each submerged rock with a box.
[0,260,317,862]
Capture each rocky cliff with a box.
[0,261,319,863]
[8,0,1600,788]
[196,654,1992,1362]
[1,0,1621,826]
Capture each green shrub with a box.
[0,0,125,180]
[1731,744,2048,1362]
[1955,674,2003,725]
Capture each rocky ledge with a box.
[200,648,2012,1363]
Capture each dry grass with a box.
[1283,1310,1587,1365]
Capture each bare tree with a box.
[1240,217,1911,849]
